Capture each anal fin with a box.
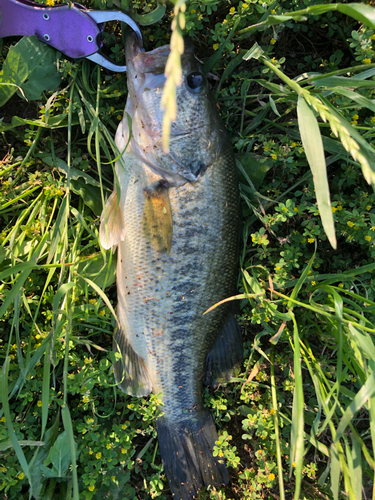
[99,190,125,251]
[113,325,153,397]
[143,180,173,254]
[204,314,243,387]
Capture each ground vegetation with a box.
[1,0,375,499]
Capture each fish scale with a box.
[100,32,242,499]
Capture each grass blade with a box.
[347,323,375,364]
[324,87,375,114]
[337,3,375,29]
[279,411,329,457]
[297,95,336,249]
[1,357,32,490]
[41,340,51,440]
[204,17,241,75]
[47,196,69,264]
[368,395,375,497]
[0,440,44,451]
[53,282,76,324]
[288,246,316,309]
[61,405,79,500]
[347,434,362,500]
[79,275,118,324]
[319,95,375,186]
[203,292,261,314]
[271,350,285,500]
[290,315,304,500]
[129,3,166,25]
[0,267,33,319]
[330,444,340,500]
[335,368,375,443]
[214,51,245,99]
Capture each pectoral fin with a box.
[99,190,125,251]
[142,181,173,254]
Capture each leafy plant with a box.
[2,1,375,500]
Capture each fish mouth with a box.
[126,31,170,82]
[124,32,170,135]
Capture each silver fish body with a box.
[100,34,242,499]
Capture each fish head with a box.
[122,32,229,185]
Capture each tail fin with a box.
[157,412,228,500]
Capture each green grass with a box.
[2,0,375,499]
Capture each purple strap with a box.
[0,0,102,58]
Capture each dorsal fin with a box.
[204,314,243,387]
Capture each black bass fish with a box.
[99,32,242,499]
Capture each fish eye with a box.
[186,72,205,93]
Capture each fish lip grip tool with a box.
[0,0,143,71]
